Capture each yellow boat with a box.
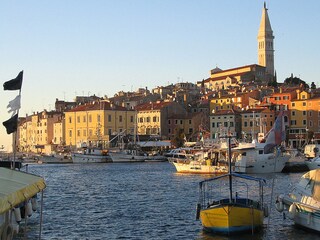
[196,137,268,234]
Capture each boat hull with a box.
[171,161,228,174]
[72,153,110,163]
[234,155,289,173]
[200,204,264,234]
[109,153,147,163]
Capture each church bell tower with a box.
[258,2,274,77]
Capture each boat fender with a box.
[31,195,37,211]
[195,203,201,220]
[1,224,13,240]
[263,204,269,217]
[12,223,19,234]
[13,207,22,223]
[275,196,284,212]
[288,203,296,220]
[26,201,33,217]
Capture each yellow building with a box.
[64,101,135,148]
[288,90,320,147]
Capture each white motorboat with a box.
[72,147,111,163]
[275,169,320,232]
[305,156,320,170]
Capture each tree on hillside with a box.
[284,74,309,89]
[311,82,316,89]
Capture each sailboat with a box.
[196,136,268,234]
[233,111,290,173]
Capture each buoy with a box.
[31,196,37,211]
[26,201,33,217]
[13,208,22,223]
[288,203,296,219]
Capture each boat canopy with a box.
[0,167,46,214]
[200,172,266,185]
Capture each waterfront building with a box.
[288,89,320,148]
[135,100,187,140]
[210,109,242,139]
[64,100,135,148]
[17,110,64,154]
[239,108,274,141]
[167,112,207,142]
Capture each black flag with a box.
[2,114,18,134]
[3,71,23,90]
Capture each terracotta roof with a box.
[135,101,173,111]
[65,102,129,112]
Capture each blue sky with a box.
[0,0,319,151]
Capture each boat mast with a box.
[227,135,233,202]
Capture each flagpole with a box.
[11,88,21,170]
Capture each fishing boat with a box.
[196,136,268,234]
[169,147,228,174]
[72,146,111,163]
[233,111,290,174]
[275,169,320,232]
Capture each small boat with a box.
[305,156,320,170]
[72,146,111,163]
[275,169,320,232]
[196,136,268,234]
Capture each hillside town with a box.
[14,4,320,156]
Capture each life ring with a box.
[1,224,13,240]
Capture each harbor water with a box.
[15,162,319,240]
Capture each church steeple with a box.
[258,2,274,77]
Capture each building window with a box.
[89,129,93,136]
[303,111,306,116]
[168,120,171,124]
[244,122,248,127]
[69,117,72,124]
[131,116,134,123]
[303,102,306,106]
[77,130,80,137]
[153,116,157,122]
[230,122,234,127]
[69,130,72,137]
[303,120,307,125]
[88,115,92,122]
[212,122,215,128]
[119,115,123,122]
[97,114,101,122]
[108,115,112,122]
[189,128,193,133]
[292,103,295,107]
[77,116,80,123]
[189,120,192,124]
[83,116,86,122]
[290,120,296,125]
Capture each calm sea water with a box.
[14,162,319,240]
